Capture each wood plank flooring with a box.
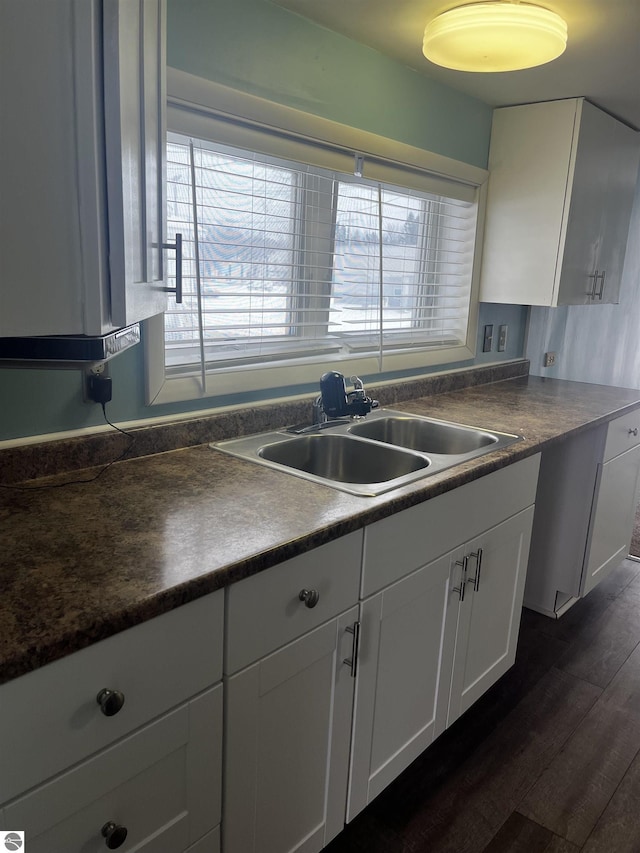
[324,557,640,853]
[630,503,640,558]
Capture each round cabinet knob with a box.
[96,688,125,717]
[629,428,638,437]
[101,821,128,849]
[299,588,320,608]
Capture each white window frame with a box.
[145,69,488,406]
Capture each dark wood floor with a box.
[325,557,640,853]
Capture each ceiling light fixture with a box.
[422,2,568,73]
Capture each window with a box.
[146,72,487,405]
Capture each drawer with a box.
[362,454,540,596]
[0,590,223,804]
[603,409,640,462]
[225,531,362,674]
[2,685,222,853]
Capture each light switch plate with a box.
[483,324,494,352]
[498,324,508,352]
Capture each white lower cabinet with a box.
[224,609,359,853]
[525,410,640,616]
[2,687,222,853]
[347,549,457,820]
[0,590,225,853]
[582,442,640,595]
[223,532,363,853]
[347,457,539,822]
[447,508,535,723]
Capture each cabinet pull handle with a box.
[588,270,599,300]
[101,821,128,849]
[595,270,606,301]
[453,556,468,601]
[96,688,125,717]
[629,428,638,437]
[467,548,484,592]
[344,621,361,678]
[299,588,320,608]
[162,232,183,304]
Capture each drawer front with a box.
[603,409,640,462]
[0,590,223,804]
[363,454,540,597]
[225,531,362,674]
[3,686,222,853]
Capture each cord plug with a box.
[87,374,113,404]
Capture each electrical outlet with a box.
[482,324,494,352]
[498,324,508,352]
[83,363,110,403]
[543,352,556,367]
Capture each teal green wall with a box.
[166,0,491,167]
[0,0,527,442]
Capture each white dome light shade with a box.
[423,2,568,72]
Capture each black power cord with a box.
[0,402,136,491]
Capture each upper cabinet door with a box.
[480,98,640,308]
[103,0,168,329]
[0,0,168,338]
[594,116,640,304]
[558,101,612,305]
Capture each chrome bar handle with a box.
[595,270,606,301]
[162,232,183,304]
[587,269,599,300]
[467,548,483,592]
[344,621,361,678]
[453,556,468,602]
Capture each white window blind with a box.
[164,132,478,382]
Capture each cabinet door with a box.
[559,100,612,305]
[595,118,640,305]
[582,444,640,596]
[103,0,168,328]
[0,0,168,337]
[448,507,534,725]
[224,608,358,853]
[347,549,461,821]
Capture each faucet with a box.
[319,371,378,420]
[312,395,327,425]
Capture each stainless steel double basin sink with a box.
[212,408,523,497]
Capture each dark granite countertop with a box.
[2,374,640,685]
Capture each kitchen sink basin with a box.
[259,433,430,485]
[211,408,523,496]
[349,416,498,455]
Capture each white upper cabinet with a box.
[480,98,640,307]
[0,0,169,337]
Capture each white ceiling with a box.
[271,0,640,130]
